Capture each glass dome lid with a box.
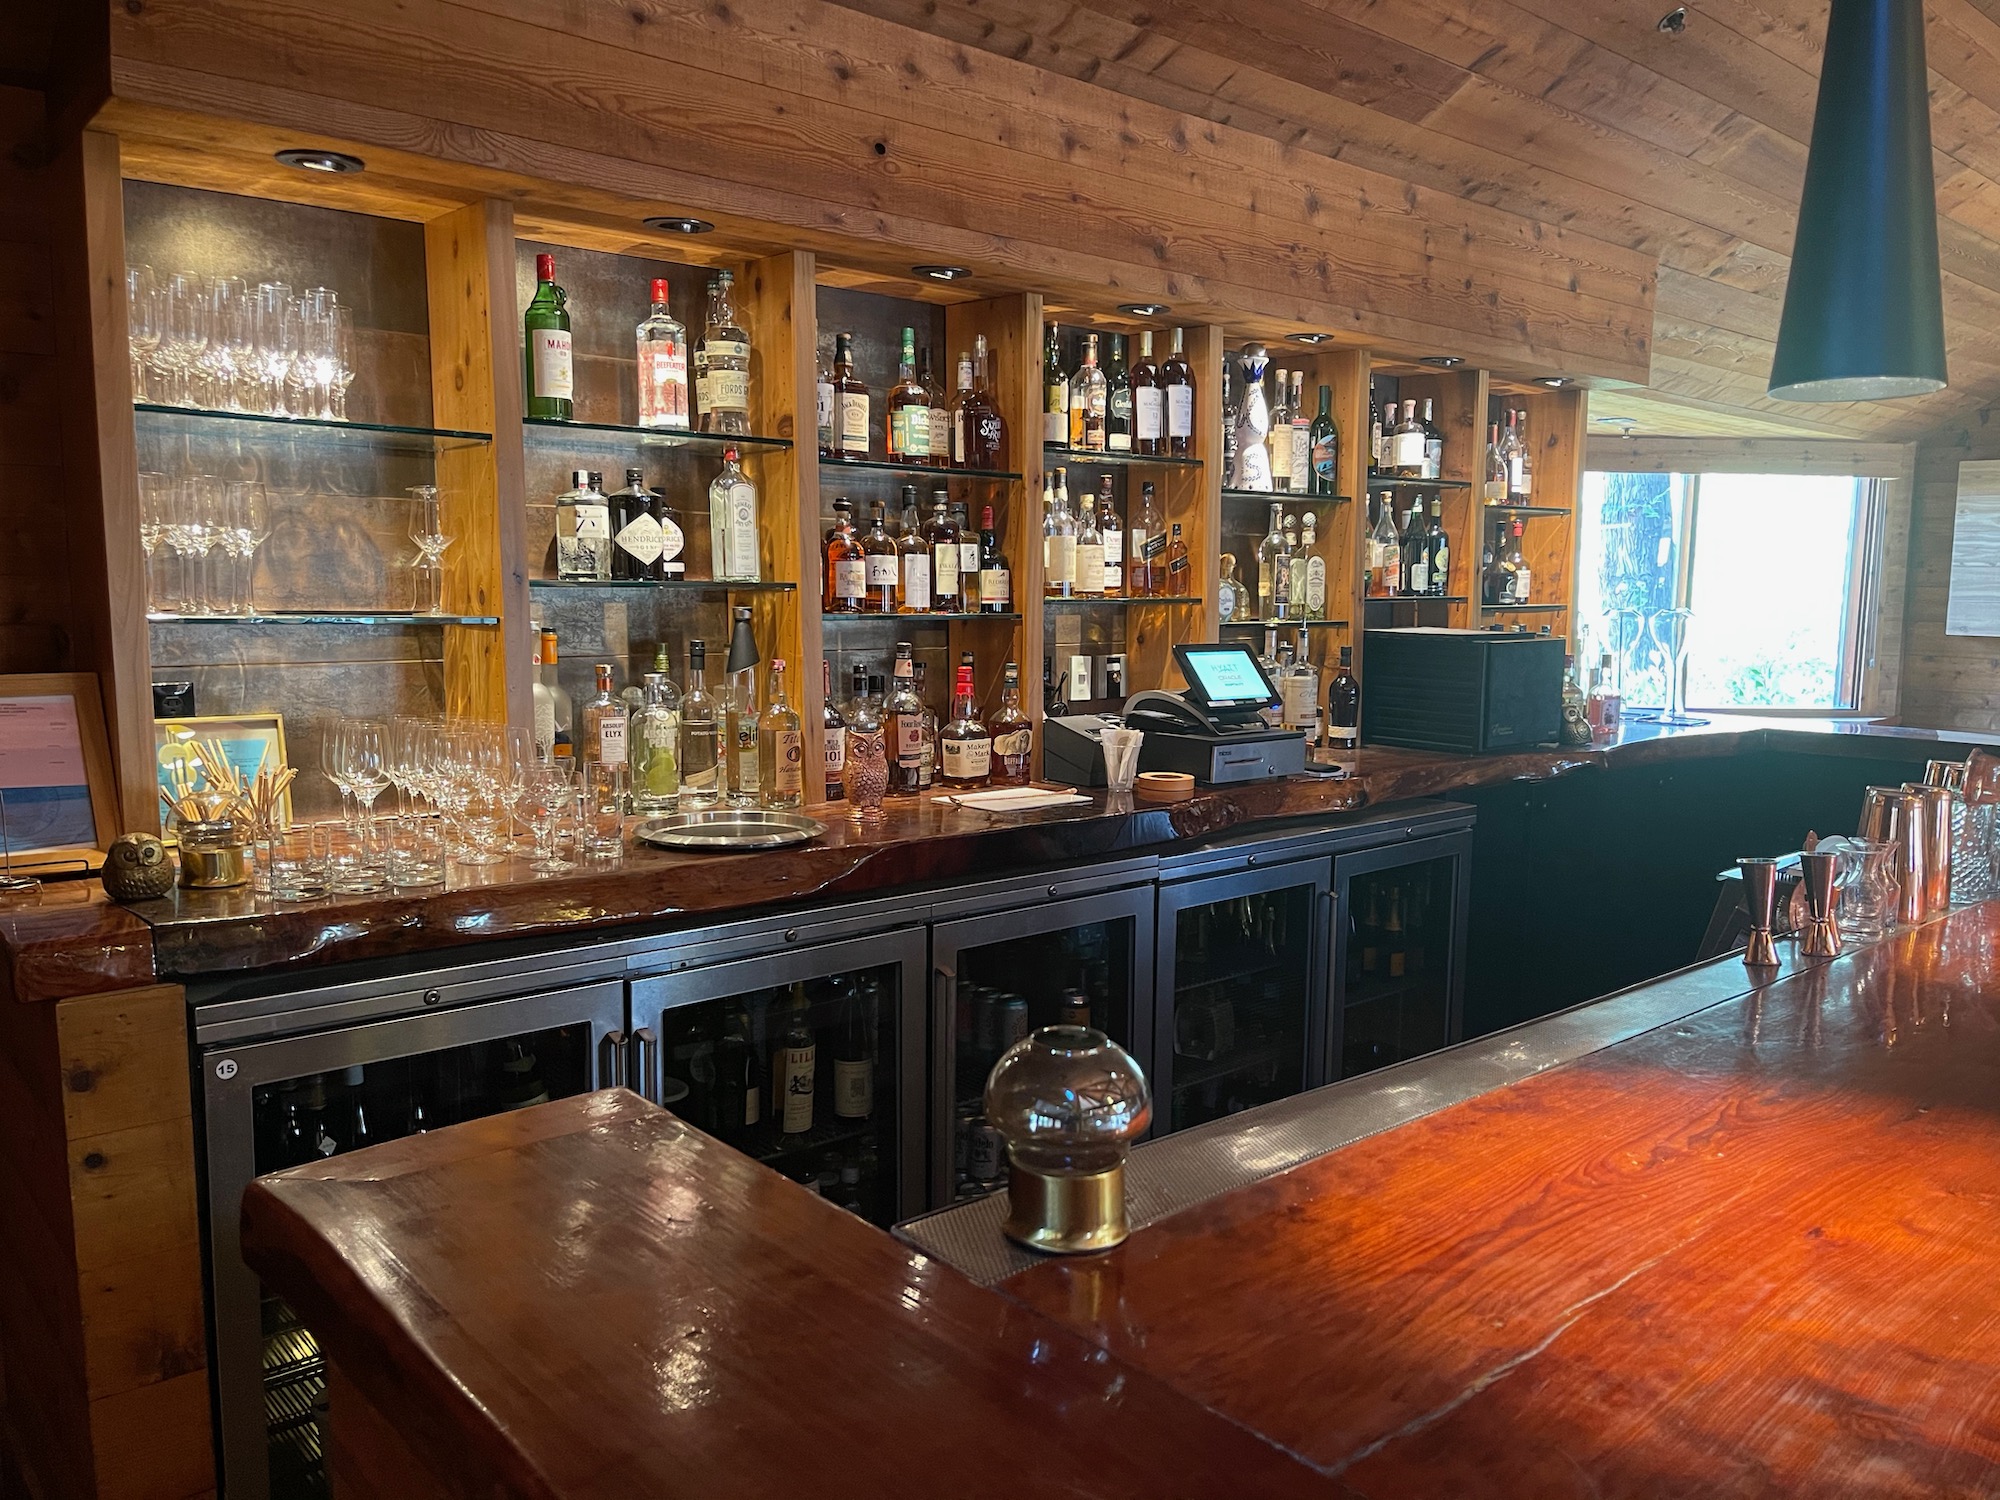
[984,1025,1151,1177]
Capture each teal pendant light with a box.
[1768,0,1947,402]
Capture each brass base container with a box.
[176,821,251,890]
[1002,1158,1129,1255]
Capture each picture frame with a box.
[0,673,121,875]
[154,713,293,839]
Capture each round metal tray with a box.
[634,809,828,851]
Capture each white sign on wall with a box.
[1946,460,2000,637]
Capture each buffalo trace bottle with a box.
[988,662,1033,784]
[939,653,992,788]
[523,253,573,420]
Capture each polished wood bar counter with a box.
[10,715,1975,992]
[243,903,2000,1497]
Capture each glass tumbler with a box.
[264,825,332,902]
[385,815,446,888]
[581,761,628,859]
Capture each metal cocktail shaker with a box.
[1900,782,1954,915]
[1859,786,1928,925]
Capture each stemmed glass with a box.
[210,277,254,410]
[388,716,428,817]
[138,472,179,618]
[1604,605,1649,722]
[519,763,575,874]
[169,477,214,615]
[342,720,392,831]
[1649,609,1704,727]
[302,288,339,419]
[330,305,357,420]
[126,265,159,402]
[407,486,452,614]
[159,272,208,407]
[320,720,357,827]
[253,282,297,416]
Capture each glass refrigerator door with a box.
[200,979,626,1500]
[929,885,1156,1208]
[1155,858,1330,1134]
[1333,832,1471,1080]
[630,927,928,1227]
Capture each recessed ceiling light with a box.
[1419,356,1463,368]
[644,216,715,235]
[1117,302,1170,316]
[1288,332,1335,345]
[1538,377,1568,388]
[274,148,365,174]
[914,265,971,282]
[1658,7,1687,34]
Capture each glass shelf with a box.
[1367,476,1471,490]
[1223,488,1349,503]
[528,578,796,592]
[1044,594,1203,606]
[819,456,1021,480]
[134,404,491,454]
[523,417,792,452]
[1482,601,1568,612]
[147,611,499,625]
[822,611,1020,623]
[1365,594,1468,605]
[1044,446,1202,470]
[1223,617,1353,629]
[1481,502,1571,517]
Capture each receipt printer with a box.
[1123,643,1308,785]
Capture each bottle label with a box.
[1307,557,1327,614]
[1434,541,1449,588]
[781,1044,815,1133]
[1140,531,1169,563]
[773,730,802,792]
[1509,453,1527,493]
[960,541,981,586]
[1127,529,1148,572]
[993,727,1032,774]
[866,553,899,588]
[1101,526,1124,571]
[942,736,992,778]
[726,483,759,577]
[833,1056,874,1120]
[615,511,666,566]
[1219,584,1237,622]
[890,406,930,458]
[932,543,960,600]
[816,377,835,442]
[840,392,870,452]
[976,414,1003,461]
[979,567,1011,606]
[1135,388,1164,440]
[1424,438,1443,478]
[1280,676,1314,729]
[572,502,610,540]
[833,558,866,601]
[825,726,847,774]
[902,553,932,610]
[1408,560,1429,593]
[707,368,748,413]
[1392,431,1426,469]
[896,714,925,768]
[707,339,749,363]
[1168,548,1190,584]
[1046,534,1077,586]
[1292,424,1312,485]
[531,328,573,400]
[952,411,968,466]
[1076,542,1106,594]
[1515,565,1532,600]
[1166,385,1194,438]
[1044,404,1066,444]
[638,346,689,427]
[1312,434,1337,486]
[597,714,628,766]
[660,515,686,575]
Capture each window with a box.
[1576,470,1880,712]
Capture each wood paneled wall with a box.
[1901,414,2000,733]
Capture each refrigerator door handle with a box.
[602,1028,627,1091]
[632,1028,660,1104]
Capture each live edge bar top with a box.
[241,902,2000,1498]
[0,716,1986,1000]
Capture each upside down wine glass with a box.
[1649,608,1704,727]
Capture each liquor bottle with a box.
[632,671,681,812]
[833,984,875,1121]
[1391,399,1426,478]
[924,491,962,611]
[861,499,898,613]
[543,631,575,759]
[895,486,931,613]
[1164,522,1191,595]
[922,345,951,469]
[951,502,980,601]
[580,663,627,767]
[816,337,836,458]
[1268,372,1292,491]
[1280,635,1320,737]
[1095,475,1124,596]
[949,347,976,469]
[1257,626,1283,727]
[555,468,611,580]
[1423,498,1450,597]
[1069,332,1108,451]
[1384,887,1407,979]
[976,506,1012,613]
[533,629,559,759]
[1129,481,1164,597]
[962,334,1006,470]
[1131,330,1162,456]
[1326,645,1360,753]
[1510,408,1534,500]
[833,331,870,458]
[1218,552,1248,624]
[636,278,689,430]
[886,644,926,796]
[823,496,864,613]
[776,983,816,1137]
[1588,650,1622,735]
[1560,654,1593,747]
[698,270,751,435]
[1288,372,1311,495]
[1043,322,1068,446]
[1368,400,1384,477]
[1420,398,1444,480]
[822,659,846,803]
[1105,334,1132,452]
[692,276,716,418]
[989,662,1032,784]
[724,606,760,806]
[1042,472,1076,598]
[888,326,929,461]
[1401,499,1429,596]
[1484,422,1508,503]
[608,468,659,581]
[1292,512,1321,620]
[1480,520,1517,606]
[757,658,804,808]
[1074,480,1105,597]
[940,653,992,787]
[1256,501,1288,621]
[707,446,760,582]
[523,253,573,420]
[1162,327,1195,456]
[1367,496,1400,598]
[913,660,938,790]
[1507,517,1531,601]
[715,1005,762,1134]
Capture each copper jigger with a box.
[1796,849,1842,958]
[1900,782,1953,915]
[1859,786,1928,925]
[1739,858,1781,969]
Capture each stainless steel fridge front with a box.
[197,971,627,1500]
[1331,828,1474,1080]
[629,926,929,1225]
[927,878,1157,1207]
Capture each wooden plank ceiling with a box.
[827,0,2000,442]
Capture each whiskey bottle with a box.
[1074,481,1106,597]
[924,490,962,611]
[1484,422,1508,503]
[822,659,846,803]
[1043,472,1076,598]
[1164,521,1191,595]
[949,347,976,468]
[961,334,1006,470]
[1420,398,1444,480]
[816,337,836,457]
[1132,330,1163,456]
[1256,501,1289,621]
[1043,322,1069,446]
[940,653,993,787]
[976,506,1012,613]
[757,658,804,809]
[523,253,573,421]
[1105,334,1133,452]
[989,662,1032,784]
[922,344,951,469]
[609,468,664,582]
[724,607,761,806]
[1326,645,1360,753]
[555,468,611,580]
[913,660,939,790]
[833,331,870,458]
[823,495,864,614]
[707,446,760,582]
[636,277,689,430]
[1096,475,1124,596]
[699,270,751,435]
[895,486,931,613]
[861,500,897,613]
[1161,327,1195,456]
[886,644,926,796]
[1391,399,1426,478]
[1280,636,1320,737]
[888,326,929,461]
[678,640,721,809]
[1367,497,1400,598]
[952,501,980,601]
[1069,332,1108,451]
[1129,480,1164,597]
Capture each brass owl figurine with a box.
[102,833,175,901]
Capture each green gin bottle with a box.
[524,252,574,420]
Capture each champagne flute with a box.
[126,264,159,403]
[1650,608,1703,727]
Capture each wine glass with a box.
[1649,609,1704,727]
[1604,605,1648,721]
[138,472,178,618]
[160,271,208,408]
[342,720,392,832]
[320,720,357,827]
[518,763,575,874]
[253,282,296,416]
[330,304,357,420]
[407,485,452,615]
[450,726,507,866]
[126,265,159,403]
[211,276,253,411]
[302,288,339,419]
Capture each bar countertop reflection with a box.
[242,902,2000,1497]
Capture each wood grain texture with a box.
[741,248,812,744]
[242,1090,1338,1500]
[1005,904,2000,1495]
[1898,419,2000,731]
